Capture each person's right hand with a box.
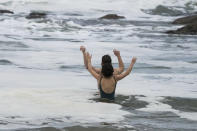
[113,49,120,56]
[80,46,86,53]
[131,57,137,64]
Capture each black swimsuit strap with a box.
[99,76,103,85]
[113,76,117,84]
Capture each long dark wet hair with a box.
[101,55,114,78]
[102,55,111,65]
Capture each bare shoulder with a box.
[114,74,119,81]
[114,72,126,81]
[93,67,101,74]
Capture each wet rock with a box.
[142,5,183,16]
[0,9,14,14]
[26,12,47,19]
[166,14,197,35]
[100,122,113,126]
[99,14,125,20]
[172,15,197,24]
[0,59,13,65]
[166,22,197,35]
[189,61,197,64]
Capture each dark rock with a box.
[189,61,197,64]
[142,5,183,16]
[0,9,14,14]
[0,59,13,65]
[99,14,125,20]
[0,122,7,125]
[26,12,47,19]
[166,22,197,35]
[172,15,197,24]
[100,122,113,125]
[166,14,197,35]
[166,30,177,34]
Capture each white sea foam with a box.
[0,67,129,129]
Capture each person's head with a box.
[101,63,114,78]
[101,55,112,65]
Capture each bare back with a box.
[99,76,116,94]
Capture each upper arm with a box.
[88,66,100,80]
[114,71,129,81]
[115,65,133,81]
[115,57,137,81]
[92,67,101,74]
[86,52,100,80]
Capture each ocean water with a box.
[0,0,197,130]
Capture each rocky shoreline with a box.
[167,15,197,35]
[0,9,14,14]
[1,9,197,35]
[0,9,125,20]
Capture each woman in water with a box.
[80,46,125,75]
[80,46,137,100]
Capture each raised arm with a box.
[80,46,101,73]
[80,46,88,69]
[115,57,137,81]
[113,49,124,74]
[86,52,100,80]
